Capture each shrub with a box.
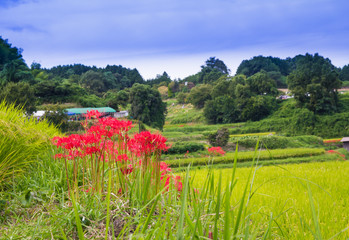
[176,92,188,104]
[208,127,229,147]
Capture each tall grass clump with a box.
[0,101,60,188]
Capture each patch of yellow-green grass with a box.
[190,160,349,239]
[230,132,276,137]
[166,148,325,167]
[165,99,205,124]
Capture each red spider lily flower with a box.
[52,134,83,150]
[95,117,133,139]
[85,110,102,120]
[117,154,129,162]
[129,131,169,156]
[326,150,346,159]
[208,146,226,156]
[83,187,94,193]
[174,176,183,192]
[121,164,133,175]
[54,153,66,159]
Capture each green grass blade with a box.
[213,172,222,240]
[307,181,323,240]
[177,165,191,240]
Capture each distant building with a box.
[341,137,349,151]
[114,110,129,118]
[65,107,116,120]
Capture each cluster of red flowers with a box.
[326,150,346,160]
[207,146,226,156]
[128,131,170,157]
[52,110,182,193]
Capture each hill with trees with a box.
[1,36,348,133]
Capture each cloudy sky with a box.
[1,0,348,79]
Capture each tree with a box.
[0,37,33,85]
[203,57,229,74]
[339,64,349,82]
[287,53,342,114]
[204,96,238,124]
[236,56,289,77]
[246,70,278,96]
[0,82,36,114]
[240,95,275,121]
[187,84,212,109]
[80,70,106,96]
[129,83,166,130]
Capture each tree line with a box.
[1,36,348,130]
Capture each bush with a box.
[208,127,229,147]
[176,92,188,104]
[165,142,205,154]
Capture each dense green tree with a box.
[287,53,342,113]
[129,83,166,130]
[246,70,278,96]
[0,37,33,85]
[187,84,212,108]
[168,81,180,94]
[204,96,238,124]
[203,57,229,74]
[240,96,276,121]
[176,92,188,104]
[0,82,36,114]
[146,72,171,86]
[339,64,349,82]
[80,70,106,96]
[210,76,231,99]
[236,56,289,77]
[77,94,105,108]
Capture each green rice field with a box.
[190,160,349,239]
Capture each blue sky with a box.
[1,0,348,79]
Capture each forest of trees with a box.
[1,36,348,129]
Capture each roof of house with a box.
[65,107,116,115]
[340,137,349,142]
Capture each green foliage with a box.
[41,105,69,132]
[187,84,211,109]
[0,81,36,114]
[208,127,229,147]
[245,70,278,96]
[287,53,342,114]
[129,83,167,130]
[165,142,205,154]
[204,95,238,124]
[0,37,33,86]
[203,73,277,123]
[194,57,229,84]
[176,92,188,104]
[0,100,60,188]
[236,55,290,77]
[339,64,349,82]
[145,71,171,86]
[77,94,105,107]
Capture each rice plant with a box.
[0,100,60,188]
